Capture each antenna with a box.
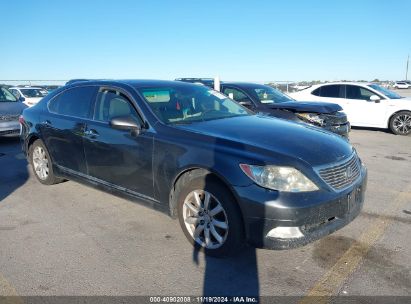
[406,54,409,81]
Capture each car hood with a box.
[176,115,353,167]
[0,102,26,115]
[266,101,342,113]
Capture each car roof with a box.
[9,86,45,90]
[222,82,270,89]
[68,79,202,89]
[317,82,373,86]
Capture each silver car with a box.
[0,87,26,137]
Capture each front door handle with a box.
[84,129,99,138]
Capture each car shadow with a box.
[193,245,260,297]
[191,135,263,299]
[351,126,392,134]
[0,137,29,203]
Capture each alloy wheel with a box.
[32,146,49,180]
[393,114,411,134]
[182,190,229,249]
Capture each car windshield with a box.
[137,85,251,124]
[253,86,294,104]
[0,88,18,102]
[20,88,48,98]
[368,84,402,99]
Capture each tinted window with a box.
[312,88,321,96]
[319,85,342,98]
[49,86,96,118]
[20,88,48,97]
[94,88,141,123]
[222,87,249,102]
[346,85,375,100]
[0,88,18,102]
[9,89,21,99]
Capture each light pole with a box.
[406,54,409,81]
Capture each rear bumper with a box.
[234,165,367,249]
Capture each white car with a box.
[393,81,411,89]
[9,87,48,107]
[290,82,411,135]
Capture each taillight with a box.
[19,115,25,124]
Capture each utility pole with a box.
[406,54,409,81]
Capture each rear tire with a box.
[29,139,63,185]
[176,174,245,257]
[389,111,411,135]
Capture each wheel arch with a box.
[26,134,40,155]
[169,167,246,227]
[387,109,411,128]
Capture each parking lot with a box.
[0,102,411,300]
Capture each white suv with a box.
[290,82,411,135]
[393,81,411,89]
[9,87,48,107]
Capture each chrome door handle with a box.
[84,129,99,137]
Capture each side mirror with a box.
[110,116,141,135]
[238,99,254,109]
[370,95,381,103]
[19,96,26,102]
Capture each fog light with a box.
[267,226,304,239]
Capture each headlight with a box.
[239,164,319,192]
[296,113,325,126]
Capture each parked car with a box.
[393,81,411,89]
[21,80,367,257]
[177,79,350,138]
[9,87,49,107]
[0,87,26,137]
[290,82,411,135]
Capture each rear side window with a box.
[318,85,342,98]
[49,86,97,118]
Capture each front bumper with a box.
[324,122,350,138]
[234,165,367,249]
[0,121,20,137]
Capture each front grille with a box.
[0,114,20,122]
[318,153,361,190]
[321,112,348,126]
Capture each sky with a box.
[1,0,410,83]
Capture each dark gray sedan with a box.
[0,87,26,137]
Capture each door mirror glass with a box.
[110,115,141,135]
[370,95,381,102]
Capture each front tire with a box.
[29,139,63,185]
[176,174,245,257]
[389,111,411,135]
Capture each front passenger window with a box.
[94,88,141,124]
[346,85,375,100]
